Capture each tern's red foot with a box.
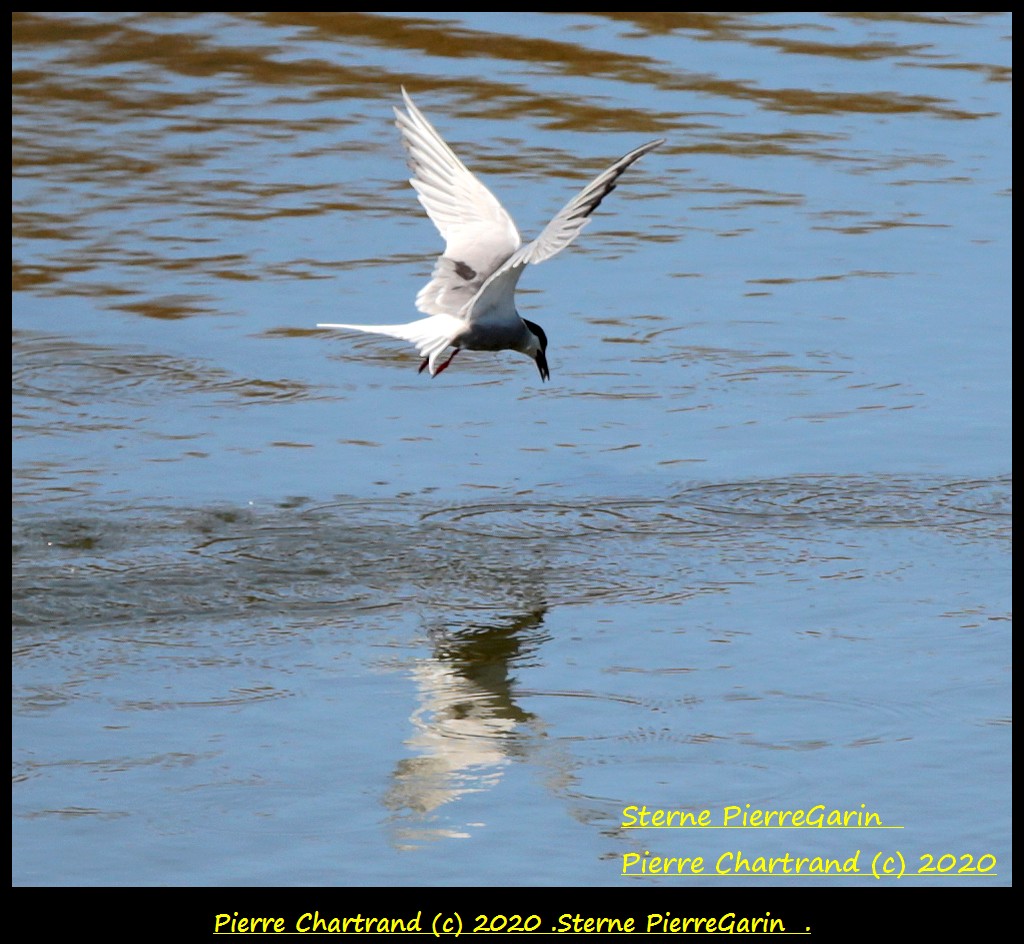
[422,349,459,377]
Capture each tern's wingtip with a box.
[638,138,667,155]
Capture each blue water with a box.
[13,12,1011,888]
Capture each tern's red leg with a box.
[420,349,459,377]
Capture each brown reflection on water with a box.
[13,10,999,313]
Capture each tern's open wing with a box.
[464,137,665,325]
[396,88,522,318]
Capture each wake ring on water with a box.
[418,500,730,538]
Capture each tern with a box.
[317,88,663,381]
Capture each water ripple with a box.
[11,474,1010,632]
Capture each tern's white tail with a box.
[317,314,463,374]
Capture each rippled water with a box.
[13,12,1011,887]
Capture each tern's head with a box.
[522,318,550,382]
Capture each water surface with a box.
[12,12,1011,887]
